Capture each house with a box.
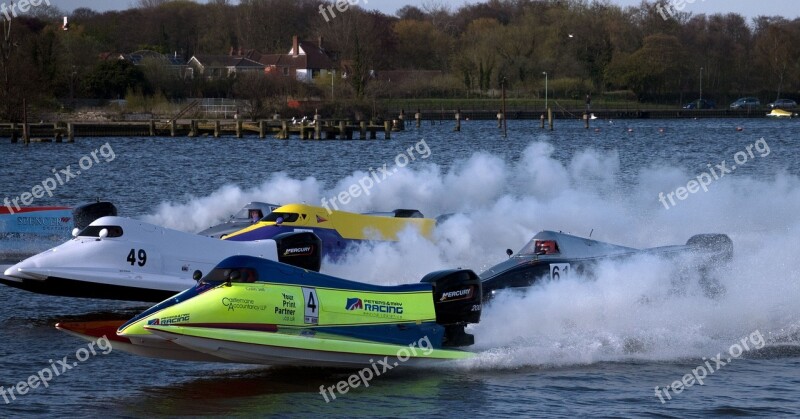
[101,50,190,78]
[259,36,337,82]
[187,52,265,80]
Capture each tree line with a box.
[1,0,798,120]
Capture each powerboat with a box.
[767,109,796,118]
[223,204,435,259]
[0,201,116,261]
[1,216,321,302]
[198,202,279,239]
[480,231,733,298]
[58,255,482,366]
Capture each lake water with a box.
[1,117,799,417]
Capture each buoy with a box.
[736,127,744,132]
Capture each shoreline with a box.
[0,110,791,141]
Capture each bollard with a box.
[548,108,554,131]
[360,121,367,140]
[415,110,421,128]
[170,119,177,137]
[339,120,347,140]
[67,123,74,142]
[397,110,405,131]
[149,119,155,136]
[236,120,243,138]
[188,120,197,137]
[314,113,322,140]
[540,114,545,129]
[280,121,289,139]
[454,110,461,132]
[214,120,221,138]
[384,121,392,139]
[259,120,266,139]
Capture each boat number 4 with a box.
[126,249,147,267]
[302,287,319,325]
[550,263,569,280]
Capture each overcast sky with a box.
[48,0,798,21]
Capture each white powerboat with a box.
[1,216,320,302]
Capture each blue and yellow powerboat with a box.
[222,204,435,259]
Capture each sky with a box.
[46,0,799,21]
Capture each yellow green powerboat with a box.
[58,255,481,366]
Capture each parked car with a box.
[683,99,716,109]
[768,99,797,110]
[730,97,761,109]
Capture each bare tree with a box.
[137,0,170,9]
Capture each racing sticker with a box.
[550,263,570,280]
[302,287,319,325]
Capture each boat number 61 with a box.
[126,249,147,267]
[550,263,570,280]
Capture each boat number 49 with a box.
[550,263,570,280]
[126,249,147,267]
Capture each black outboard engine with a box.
[72,201,118,230]
[273,232,322,272]
[420,269,482,347]
[686,234,734,262]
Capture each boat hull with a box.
[147,325,472,367]
[56,320,230,362]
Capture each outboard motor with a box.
[686,233,734,262]
[72,202,117,230]
[273,231,322,272]
[420,269,482,347]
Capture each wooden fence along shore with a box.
[0,108,790,143]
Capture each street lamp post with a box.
[542,71,548,111]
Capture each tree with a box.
[85,59,149,99]
[393,20,453,70]
[754,22,799,100]
[606,34,688,101]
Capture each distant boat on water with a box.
[767,109,796,118]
